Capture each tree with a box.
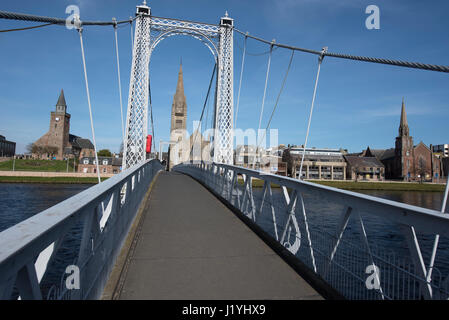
[45,146,59,158]
[282,148,294,177]
[97,149,112,157]
[30,143,45,157]
[25,143,34,154]
[417,157,427,183]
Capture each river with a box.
[0,182,447,299]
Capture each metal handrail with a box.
[174,161,449,300]
[0,159,163,300]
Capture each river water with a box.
[0,183,447,299]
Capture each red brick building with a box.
[364,100,441,181]
[78,157,122,174]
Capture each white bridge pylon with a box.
[123,2,234,169]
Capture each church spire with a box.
[174,61,185,104]
[399,97,409,136]
[56,89,66,107]
[55,89,67,114]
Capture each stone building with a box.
[234,145,286,175]
[234,145,258,167]
[169,63,189,169]
[442,157,449,178]
[188,129,211,162]
[34,89,95,160]
[344,156,385,181]
[362,99,441,181]
[0,135,16,157]
[432,144,449,158]
[283,147,347,180]
[78,156,122,174]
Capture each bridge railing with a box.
[174,161,449,300]
[0,159,163,300]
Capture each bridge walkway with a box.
[112,171,322,299]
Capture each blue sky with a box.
[0,0,448,154]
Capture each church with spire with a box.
[169,61,188,169]
[362,99,441,181]
[33,89,95,160]
[168,61,211,169]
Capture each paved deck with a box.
[115,171,322,300]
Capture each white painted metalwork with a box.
[123,4,151,169]
[174,162,449,300]
[124,2,234,168]
[0,160,163,300]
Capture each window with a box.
[83,159,89,164]
[102,160,108,165]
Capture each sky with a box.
[0,0,448,155]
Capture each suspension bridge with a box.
[0,2,449,300]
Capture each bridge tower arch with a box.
[123,1,234,169]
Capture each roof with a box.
[71,136,94,150]
[80,156,122,166]
[364,147,395,160]
[172,62,186,110]
[380,148,395,160]
[56,89,66,106]
[112,157,122,166]
[344,156,385,168]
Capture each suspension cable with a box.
[113,19,125,143]
[1,9,448,73]
[190,63,217,159]
[205,86,212,140]
[256,50,295,152]
[0,10,135,26]
[298,47,327,180]
[234,28,449,73]
[130,17,134,56]
[77,24,101,184]
[427,176,449,284]
[234,34,278,56]
[0,22,54,33]
[234,33,247,130]
[255,41,274,166]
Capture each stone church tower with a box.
[395,98,414,180]
[169,62,188,169]
[34,89,71,160]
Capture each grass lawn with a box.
[0,176,108,184]
[0,159,75,172]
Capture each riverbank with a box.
[310,180,445,192]
[0,171,112,184]
[238,177,446,192]
[0,176,108,184]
